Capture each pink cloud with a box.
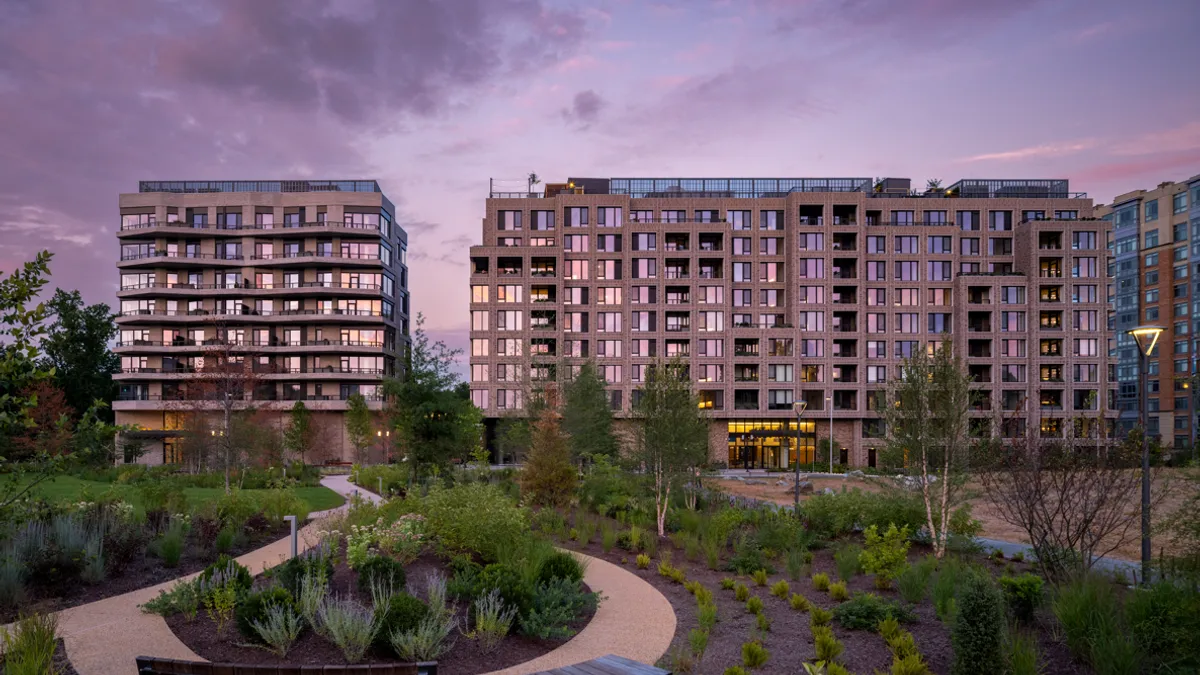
[959,140,1098,162]
[598,40,635,51]
[1072,150,1200,189]
[675,42,715,63]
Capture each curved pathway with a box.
[43,475,675,675]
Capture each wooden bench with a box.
[135,656,437,675]
[533,654,671,675]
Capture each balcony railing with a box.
[120,220,382,232]
[119,308,389,318]
[120,281,382,292]
[117,339,385,348]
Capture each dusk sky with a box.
[1,0,1198,373]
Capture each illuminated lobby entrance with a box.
[727,420,816,469]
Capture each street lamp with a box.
[793,400,808,516]
[1129,324,1164,586]
[827,395,834,474]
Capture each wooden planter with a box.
[135,656,437,675]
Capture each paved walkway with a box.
[51,475,364,675]
[44,475,675,675]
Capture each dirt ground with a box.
[710,470,1192,562]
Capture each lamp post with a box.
[1129,325,1164,586]
[793,400,808,516]
[827,395,834,474]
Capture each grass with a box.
[16,475,345,514]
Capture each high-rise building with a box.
[469,176,1116,467]
[114,180,409,465]
[1097,174,1200,449]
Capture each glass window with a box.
[1145,200,1158,222]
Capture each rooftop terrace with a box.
[139,180,382,195]
[489,177,1085,199]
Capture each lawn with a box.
[18,474,345,514]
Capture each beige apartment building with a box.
[1097,174,1200,451]
[469,177,1116,468]
[114,180,410,465]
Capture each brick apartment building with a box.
[1098,173,1200,449]
[114,180,409,465]
[468,176,1116,468]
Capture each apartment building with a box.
[1097,174,1200,449]
[114,180,410,465]
[468,176,1116,468]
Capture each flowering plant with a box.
[378,514,426,564]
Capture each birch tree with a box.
[881,341,974,558]
[633,359,708,537]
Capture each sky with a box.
[1,0,1198,375]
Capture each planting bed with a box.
[167,551,596,673]
[561,517,1088,675]
[3,520,289,625]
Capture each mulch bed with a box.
[169,551,596,674]
[2,523,290,625]
[563,528,1090,675]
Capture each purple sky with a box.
[1,0,1198,374]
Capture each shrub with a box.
[297,569,329,630]
[1005,629,1042,675]
[689,627,709,660]
[878,616,901,641]
[860,524,911,589]
[720,577,735,590]
[810,606,833,627]
[214,525,236,555]
[236,586,295,641]
[1124,581,1200,673]
[156,521,185,569]
[950,573,1005,675]
[834,544,861,581]
[735,583,750,601]
[828,581,850,602]
[745,596,763,614]
[1051,574,1125,666]
[751,569,769,586]
[789,593,809,611]
[467,589,516,654]
[271,545,335,596]
[697,600,718,630]
[215,489,258,529]
[724,668,749,675]
[998,574,1043,623]
[141,578,201,620]
[727,539,773,575]
[250,603,303,657]
[420,483,529,562]
[376,593,429,647]
[320,595,378,663]
[895,556,937,605]
[814,626,844,662]
[637,554,651,570]
[812,573,831,591]
[539,551,585,584]
[259,487,309,524]
[887,631,919,660]
[889,653,932,675]
[520,577,600,640]
[786,547,810,581]
[741,640,770,669]
[931,557,964,622]
[356,555,407,595]
[703,536,721,570]
[770,580,790,598]
[479,563,534,617]
[447,555,484,600]
[600,523,617,552]
[0,612,58,675]
[833,592,917,631]
[200,555,253,595]
[203,580,237,635]
[755,611,771,632]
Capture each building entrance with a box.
[727,420,816,470]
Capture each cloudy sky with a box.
[1,0,1198,372]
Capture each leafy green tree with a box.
[0,251,54,444]
[40,288,119,422]
[384,315,479,480]
[520,407,577,507]
[561,360,618,464]
[345,393,373,465]
[633,358,709,537]
[283,400,314,464]
[495,417,532,464]
[881,341,974,559]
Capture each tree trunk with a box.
[919,440,941,559]
[937,443,952,558]
[223,400,232,494]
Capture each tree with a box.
[880,341,974,559]
[11,381,73,461]
[561,360,618,464]
[345,393,374,465]
[527,172,541,194]
[633,359,709,537]
[520,403,577,507]
[385,315,479,480]
[283,400,315,464]
[0,251,54,446]
[40,288,119,422]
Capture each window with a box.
[798,259,824,279]
[597,207,622,227]
[928,236,952,254]
[565,260,588,280]
[761,237,782,255]
[633,258,656,279]
[759,262,781,282]
[632,339,655,357]
[596,287,622,305]
[867,366,887,384]
[498,211,522,230]
[633,233,656,250]
[532,210,555,230]
[563,235,588,251]
[733,289,751,307]
[866,261,886,281]
[895,288,920,306]
[797,286,824,304]
[928,313,951,334]
[896,313,919,333]
[1000,311,1026,332]
[733,237,752,255]
[596,259,620,280]
[989,237,1013,255]
[1000,286,1024,304]
[797,311,824,331]
[496,310,523,331]
[699,286,722,304]
[729,210,751,230]
[530,237,553,247]
[1174,192,1188,214]
[471,285,489,303]
[866,288,886,306]
[596,234,620,252]
[928,261,951,281]
[732,262,752,282]
[760,210,783,230]
[866,340,886,358]
[866,313,886,334]
[896,236,918,254]
[471,339,489,356]
[958,210,980,231]
[1146,230,1160,248]
[471,310,488,331]
[1144,200,1158,222]
[797,233,823,251]
[699,311,723,332]
[961,237,980,255]
[1072,257,1097,278]
[597,339,622,358]
[631,311,654,332]
[699,339,723,357]
[1072,231,1096,250]
[989,211,1012,231]
[567,207,588,227]
[563,287,587,305]
[760,289,780,307]
[896,261,918,281]
[563,312,587,332]
[867,235,885,253]
[1073,310,1098,331]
